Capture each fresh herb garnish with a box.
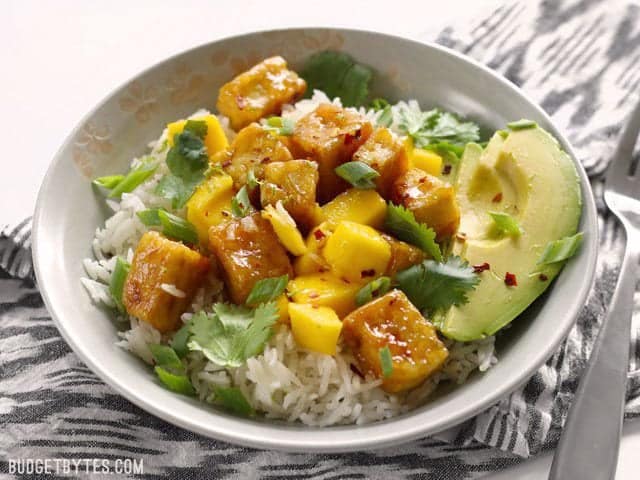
[187,302,279,368]
[537,232,584,265]
[108,160,158,198]
[370,98,390,111]
[182,119,208,138]
[246,169,261,190]
[489,211,522,237]
[335,161,380,189]
[379,346,393,378]
[264,116,295,136]
[136,208,161,226]
[507,119,537,131]
[300,51,372,107]
[384,204,442,261]
[170,320,193,358]
[396,256,480,313]
[245,275,289,307]
[376,105,393,127]
[149,344,195,396]
[213,386,255,416]
[231,186,253,217]
[355,277,392,306]
[93,174,125,189]
[109,257,130,313]
[137,208,198,244]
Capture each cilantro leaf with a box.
[384,203,442,261]
[379,346,393,378]
[187,302,278,367]
[537,232,584,265]
[155,174,195,209]
[489,211,523,237]
[170,320,193,358]
[213,386,255,416]
[183,119,208,138]
[300,51,372,107]
[231,186,253,217]
[376,105,393,127]
[246,275,289,307]
[335,161,379,189]
[396,256,480,313]
[370,98,390,111]
[355,277,392,306]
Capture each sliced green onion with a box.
[109,257,130,313]
[265,116,295,136]
[231,186,253,217]
[170,321,192,358]
[154,366,195,395]
[507,119,537,131]
[157,209,198,244]
[246,169,261,190]
[108,161,158,198]
[213,386,254,416]
[489,211,522,236]
[497,130,509,139]
[335,161,380,189]
[379,346,393,378]
[93,174,125,189]
[149,344,184,372]
[355,277,392,306]
[137,208,162,226]
[370,98,390,111]
[246,275,289,306]
[537,232,584,265]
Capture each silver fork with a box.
[549,101,640,480]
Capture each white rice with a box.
[82,94,497,426]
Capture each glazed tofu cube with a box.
[208,213,293,304]
[216,56,307,130]
[391,168,460,238]
[382,234,426,276]
[123,231,210,333]
[291,104,373,203]
[342,290,449,393]
[260,159,319,231]
[217,123,293,189]
[352,127,409,198]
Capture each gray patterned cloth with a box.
[2,0,640,477]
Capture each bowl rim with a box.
[32,26,599,452]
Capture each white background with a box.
[3,0,640,477]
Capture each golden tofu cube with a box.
[186,172,234,246]
[289,303,343,355]
[287,273,361,318]
[208,213,293,304]
[391,168,460,238]
[217,123,293,189]
[382,234,427,277]
[260,159,319,231]
[352,127,409,198]
[167,114,229,159]
[123,231,210,333]
[321,188,387,229]
[342,290,449,393]
[322,221,391,283]
[216,56,306,131]
[291,104,373,203]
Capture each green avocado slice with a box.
[436,127,582,341]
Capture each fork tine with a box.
[610,98,640,179]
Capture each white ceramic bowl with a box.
[32,28,598,452]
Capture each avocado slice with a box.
[437,127,582,341]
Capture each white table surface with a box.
[3,0,639,477]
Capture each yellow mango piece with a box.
[322,221,391,283]
[261,202,307,256]
[186,173,234,246]
[293,223,333,275]
[287,273,360,318]
[276,294,290,324]
[166,114,229,159]
[321,189,387,229]
[288,303,343,355]
[406,137,443,176]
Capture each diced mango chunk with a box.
[353,128,409,197]
[382,234,427,276]
[391,168,460,239]
[321,189,387,229]
[289,303,343,355]
[293,223,333,275]
[342,290,449,393]
[287,273,360,318]
[216,56,306,130]
[123,231,210,333]
[322,221,391,283]
[216,123,293,189]
[209,213,293,304]
[261,202,307,256]
[260,159,319,231]
[276,294,290,324]
[408,147,443,176]
[186,173,234,246]
[291,104,373,203]
[166,114,229,159]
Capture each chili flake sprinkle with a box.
[492,192,503,203]
[504,272,518,286]
[473,262,490,273]
[539,273,548,282]
[442,164,452,175]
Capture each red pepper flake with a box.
[341,277,351,284]
[222,160,232,168]
[361,269,376,278]
[350,364,364,378]
[389,298,397,306]
[260,156,271,164]
[492,192,503,203]
[539,273,548,282]
[308,292,319,299]
[442,164,452,175]
[504,272,518,286]
[419,176,427,184]
[343,129,362,145]
[473,262,490,273]
[235,95,246,110]
[313,229,326,240]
